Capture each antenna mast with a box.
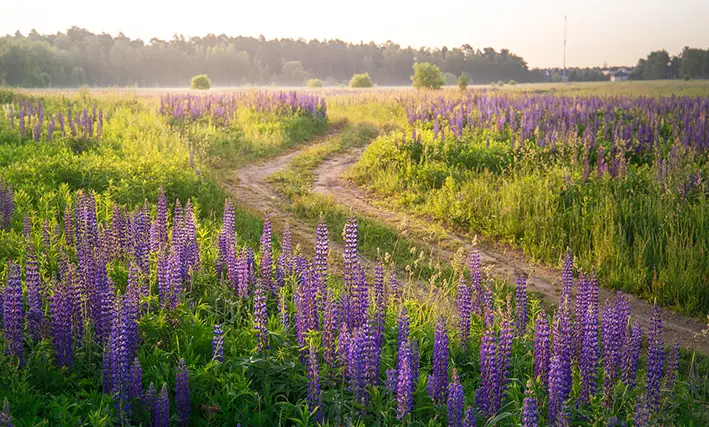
[563,14,567,81]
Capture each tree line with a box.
[0,27,531,88]
[630,47,709,80]
[1,27,706,88]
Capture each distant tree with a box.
[458,72,470,91]
[443,72,457,86]
[551,72,563,83]
[190,74,211,89]
[632,50,671,80]
[643,50,670,80]
[280,60,309,86]
[306,78,323,88]
[497,80,505,86]
[411,62,445,90]
[70,66,87,86]
[349,72,373,88]
[508,79,517,85]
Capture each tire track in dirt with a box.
[220,132,457,320]
[313,146,709,354]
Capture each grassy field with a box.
[0,83,707,426]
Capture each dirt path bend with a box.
[313,146,709,354]
[221,134,457,320]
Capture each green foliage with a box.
[411,62,446,90]
[443,72,457,86]
[352,114,709,316]
[458,73,470,91]
[190,74,211,90]
[305,78,323,88]
[508,79,517,85]
[349,73,374,88]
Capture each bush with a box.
[349,73,374,88]
[443,72,457,86]
[191,74,211,90]
[458,73,470,91]
[306,78,324,88]
[508,79,517,85]
[411,62,446,90]
[497,80,505,86]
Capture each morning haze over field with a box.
[0,1,709,426]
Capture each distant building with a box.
[610,68,629,81]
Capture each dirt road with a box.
[221,134,709,354]
[312,146,709,354]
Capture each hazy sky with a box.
[2,0,708,68]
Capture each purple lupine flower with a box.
[447,369,464,427]
[346,326,367,405]
[457,275,472,344]
[0,398,12,427]
[363,318,381,387]
[476,326,498,418]
[548,302,572,425]
[50,275,73,367]
[515,274,528,336]
[645,305,664,413]
[373,260,386,346]
[253,278,268,351]
[157,252,171,309]
[350,264,369,329]
[664,339,680,391]
[396,339,414,420]
[154,383,170,427]
[621,323,642,389]
[25,246,43,341]
[212,324,224,362]
[128,357,143,402]
[470,249,483,315]
[496,316,515,407]
[103,339,113,393]
[322,290,340,367]
[307,340,323,422]
[533,311,551,389]
[343,215,358,290]
[233,249,248,299]
[427,316,450,403]
[522,382,538,427]
[260,215,274,293]
[158,188,169,251]
[176,358,190,426]
[3,261,23,360]
[635,394,649,427]
[315,217,328,285]
[463,406,476,427]
[276,224,292,289]
[143,382,156,419]
[338,322,351,377]
[579,304,599,405]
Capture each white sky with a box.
[2,0,708,68]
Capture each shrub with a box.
[458,73,470,91]
[508,79,517,85]
[306,78,324,88]
[497,80,505,86]
[349,73,374,88]
[190,74,211,90]
[411,62,446,90]
[443,72,457,86]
